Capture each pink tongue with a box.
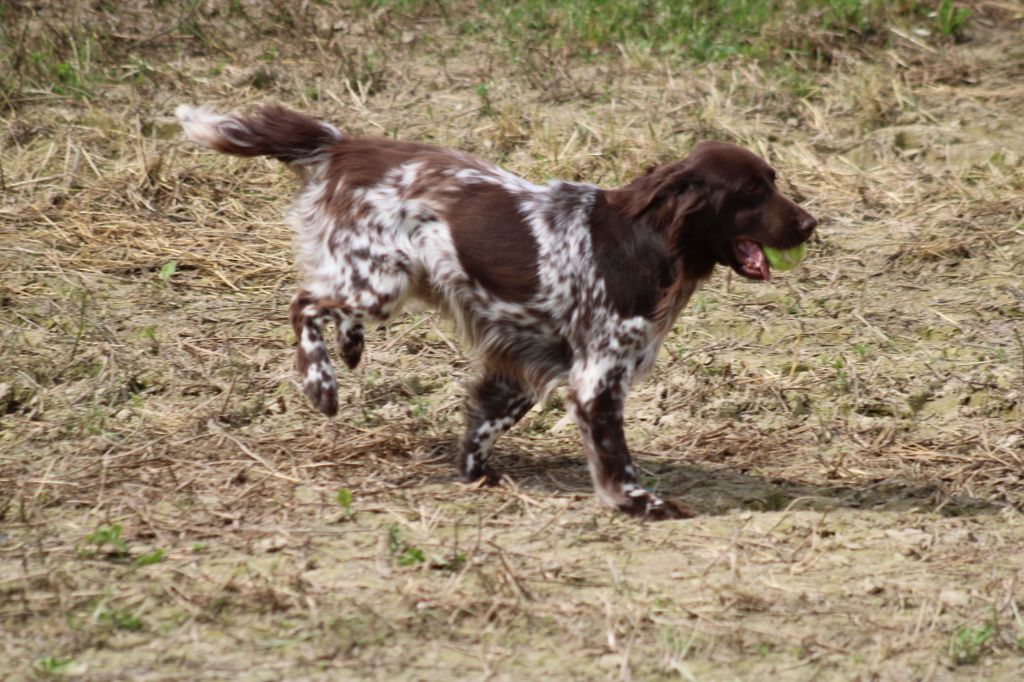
[737,240,770,281]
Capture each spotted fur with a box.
[177,103,817,520]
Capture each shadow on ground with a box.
[370,441,1007,519]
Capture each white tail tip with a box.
[175,103,232,147]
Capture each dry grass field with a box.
[2,1,1024,679]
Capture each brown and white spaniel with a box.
[177,103,817,520]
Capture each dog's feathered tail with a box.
[175,103,343,166]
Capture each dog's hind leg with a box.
[290,252,409,415]
[459,371,536,485]
[290,291,350,416]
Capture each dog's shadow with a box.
[405,442,1005,518]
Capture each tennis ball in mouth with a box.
[762,243,807,271]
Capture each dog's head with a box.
[610,141,817,281]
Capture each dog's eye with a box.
[742,180,761,194]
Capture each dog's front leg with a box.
[570,363,695,520]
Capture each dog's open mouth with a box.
[733,238,770,281]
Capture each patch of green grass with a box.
[950,620,996,665]
[81,524,166,566]
[852,342,873,360]
[458,0,927,62]
[32,41,98,98]
[935,0,970,39]
[260,45,279,63]
[352,0,930,64]
[483,0,773,60]
[0,17,106,103]
[411,397,429,419]
[336,488,353,518]
[82,523,129,559]
[772,62,821,98]
[135,549,165,567]
[397,546,426,566]
[475,81,494,116]
[95,602,144,632]
[387,524,427,566]
[34,656,73,675]
[948,607,1024,666]
[830,356,851,394]
[158,260,178,281]
[691,358,727,377]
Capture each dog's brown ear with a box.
[607,160,707,230]
[665,176,707,226]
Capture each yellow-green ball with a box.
[763,243,807,271]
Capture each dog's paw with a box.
[619,490,697,521]
[339,331,364,370]
[459,463,502,487]
[302,363,339,416]
[643,498,698,520]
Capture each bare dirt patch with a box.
[2,2,1023,679]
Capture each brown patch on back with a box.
[318,138,485,229]
[324,138,441,191]
[446,185,540,304]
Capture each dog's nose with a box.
[799,214,818,235]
